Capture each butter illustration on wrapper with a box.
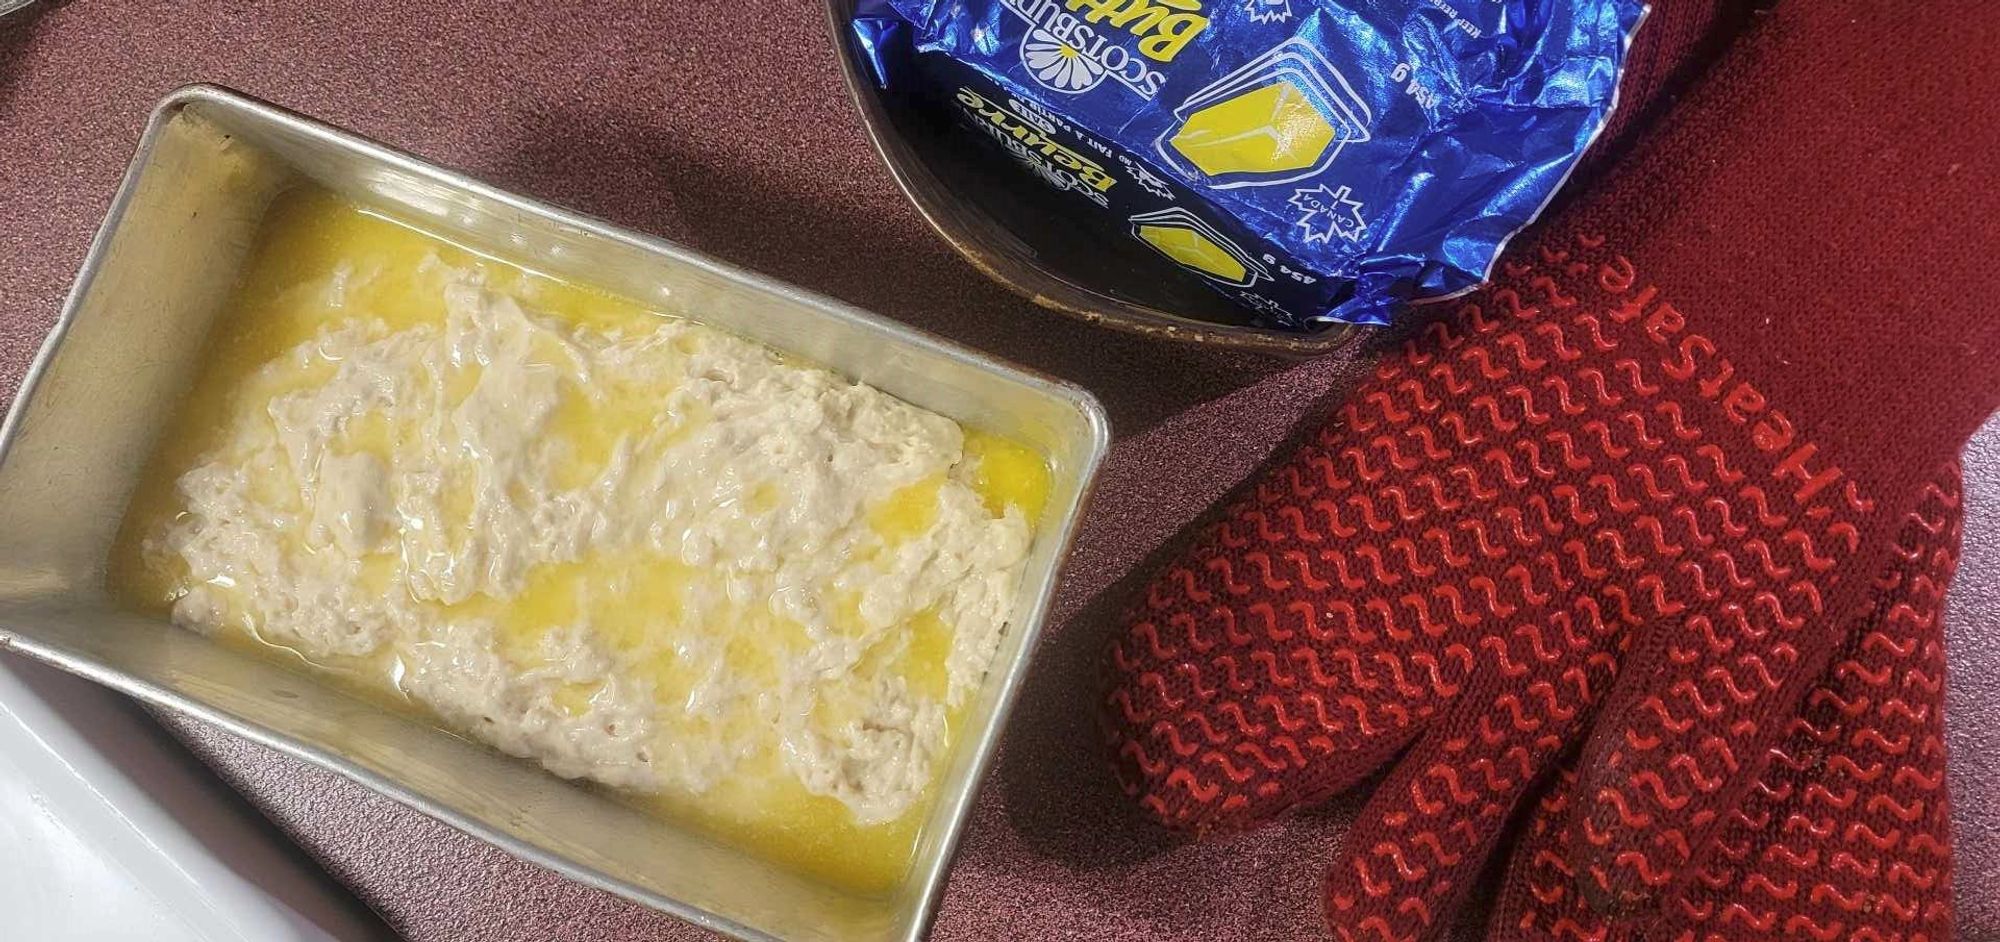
[851,0,1644,331]
[1161,38,1372,187]
[1131,206,1266,287]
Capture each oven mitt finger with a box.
[1495,462,1962,940]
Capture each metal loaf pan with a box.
[0,84,1108,942]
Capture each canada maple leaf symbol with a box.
[1244,0,1293,25]
[1289,184,1368,245]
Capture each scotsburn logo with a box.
[1001,0,1211,99]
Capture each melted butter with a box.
[904,611,955,702]
[870,475,945,541]
[552,681,602,717]
[964,432,1051,520]
[867,609,953,703]
[870,435,1048,541]
[647,761,928,893]
[493,560,589,665]
[107,186,1052,896]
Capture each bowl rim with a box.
[821,0,1362,358]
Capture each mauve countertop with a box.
[2,3,1996,940]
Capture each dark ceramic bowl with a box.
[824,0,1362,357]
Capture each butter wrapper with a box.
[852,0,1643,329]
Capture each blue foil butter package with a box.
[851,0,1644,330]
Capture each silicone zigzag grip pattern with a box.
[1101,228,1899,942]
[1498,463,1960,942]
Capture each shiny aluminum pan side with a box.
[0,84,1109,942]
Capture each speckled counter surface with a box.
[2,3,1996,939]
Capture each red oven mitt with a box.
[1101,2,2000,939]
[1501,462,1961,942]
